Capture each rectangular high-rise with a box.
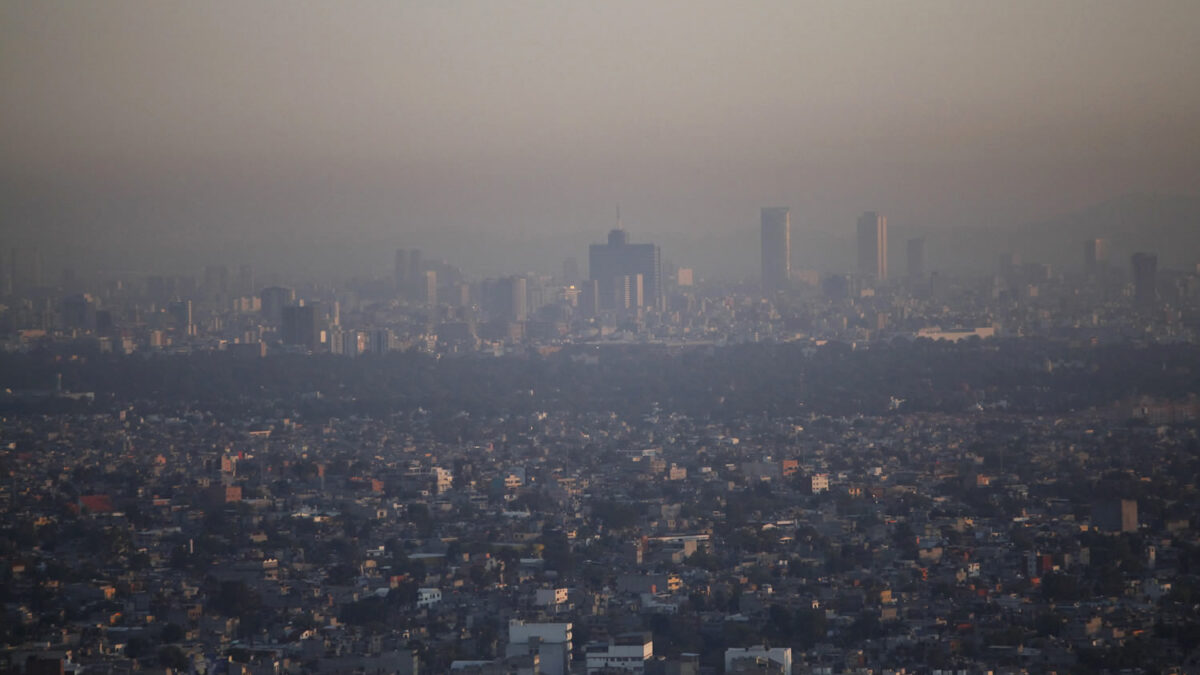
[236,264,254,297]
[281,303,322,351]
[484,276,527,322]
[169,300,193,336]
[1131,252,1158,308]
[260,286,295,324]
[1093,499,1138,533]
[760,207,791,294]
[857,211,887,280]
[588,228,662,312]
[1084,239,1108,278]
[423,270,438,308]
[394,249,408,293]
[404,249,423,302]
[579,279,600,318]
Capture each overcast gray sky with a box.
[2,1,1199,273]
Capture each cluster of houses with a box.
[1,388,1198,673]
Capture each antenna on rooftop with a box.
[616,204,623,230]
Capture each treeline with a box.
[2,338,1198,420]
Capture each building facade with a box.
[589,229,663,312]
[1131,252,1158,308]
[857,211,888,280]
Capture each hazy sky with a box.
[2,1,1199,273]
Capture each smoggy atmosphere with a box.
[3,1,1200,279]
[8,4,1200,674]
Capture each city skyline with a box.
[7,191,1200,289]
[3,2,1200,279]
[3,4,1200,671]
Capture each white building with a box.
[416,587,441,608]
[915,326,996,342]
[810,472,829,494]
[725,646,792,674]
[432,467,453,493]
[507,620,572,675]
[585,633,652,673]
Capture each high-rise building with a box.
[281,303,321,351]
[760,207,790,294]
[236,264,255,297]
[907,237,925,280]
[408,249,424,299]
[578,279,600,318]
[1131,252,1158,308]
[423,269,438,308]
[613,273,643,311]
[588,226,663,311]
[507,621,572,675]
[260,286,295,324]
[451,282,470,308]
[1084,239,1108,278]
[857,211,887,280]
[389,248,427,302]
[393,249,408,293]
[510,276,527,321]
[485,276,527,322]
[60,294,98,332]
[369,328,395,354]
[168,300,194,336]
[1093,499,1138,533]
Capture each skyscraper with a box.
[237,264,255,297]
[1084,239,1108,278]
[484,276,527,322]
[394,249,408,293]
[760,207,790,295]
[857,211,887,280]
[1131,252,1158,308]
[579,279,600,318]
[281,303,321,351]
[405,249,424,302]
[907,237,925,280]
[423,269,438,308]
[168,300,194,336]
[61,294,98,332]
[588,226,663,312]
[260,286,295,324]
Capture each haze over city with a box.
[8,3,1200,674]
[3,1,1200,279]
